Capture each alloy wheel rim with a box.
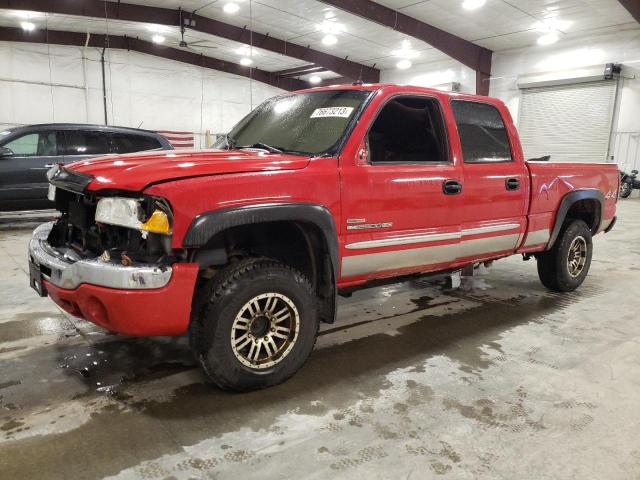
[231,292,300,369]
[567,236,587,277]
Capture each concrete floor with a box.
[1,201,639,480]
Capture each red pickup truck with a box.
[29,84,619,391]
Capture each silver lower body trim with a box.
[29,222,173,290]
[523,229,551,248]
[342,233,520,277]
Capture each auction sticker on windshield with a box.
[310,107,354,118]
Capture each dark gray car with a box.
[0,124,173,211]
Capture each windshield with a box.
[220,89,372,156]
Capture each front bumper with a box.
[29,222,199,335]
[29,222,172,290]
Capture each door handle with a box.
[443,179,463,195]
[44,163,55,168]
[505,177,520,191]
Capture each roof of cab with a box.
[290,82,505,109]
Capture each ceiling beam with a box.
[274,65,327,77]
[0,0,380,82]
[618,0,640,23]
[316,0,493,95]
[317,76,351,87]
[0,26,309,91]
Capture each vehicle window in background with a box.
[451,100,513,163]
[2,132,58,156]
[63,130,111,155]
[223,89,372,155]
[111,134,161,153]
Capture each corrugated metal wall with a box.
[612,132,640,172]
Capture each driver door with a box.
[339,94,463,281]
[0,130,61,204]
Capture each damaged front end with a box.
[47,165,175,267]
[28,165,198,336]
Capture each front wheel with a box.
[189,258,319,391]
[620,182,632,198]
[536,220,593,292]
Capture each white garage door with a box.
[518,80,617,163]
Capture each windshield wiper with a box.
[238,142,283,154]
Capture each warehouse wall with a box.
[380,58,476,94]
[489,28,640,170]
[489,28,640,132]
[0,42,285,147]
[381,28,640,169]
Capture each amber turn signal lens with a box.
[140,209,171,234]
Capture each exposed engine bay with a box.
[47,187,173,265]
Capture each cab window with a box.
[451,100,512,163]
[367,96,449,164]
[2,132,58,156]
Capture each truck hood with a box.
[67,149,311,192]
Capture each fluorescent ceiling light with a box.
[236,44,256,56]
[21,21,35,31]
[537,32,559,45]
[223,2,240,14]
[534,17,572,33]
[13,10,39,19]
[322,34,338,45]
[319,20,344,34]
[239,57,253,66]
[152,35,165,44]
[309,75,322,84]
[462,0,486,10]
[146,24,171,33]
[396,59,412,70]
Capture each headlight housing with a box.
[95,197,172,235]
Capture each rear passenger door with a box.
[61,130,112,163]
[450,100,528,262]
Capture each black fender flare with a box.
[547,189,604,249]
[183,202,339,278]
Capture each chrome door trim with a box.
[461,223,520,236]
[344,223,521,250]
[345,231,460,250]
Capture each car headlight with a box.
[95,197,172,235]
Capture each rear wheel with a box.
[189,258,319,391]
[536,219,592,292]
[620,182,632,198]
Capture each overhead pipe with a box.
[100,46,108,126]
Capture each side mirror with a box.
[0,146,13,157]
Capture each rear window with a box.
[63,130,111,155]
[111,134,161,153]
[451,100,512,163]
